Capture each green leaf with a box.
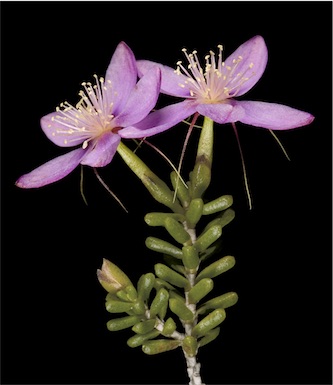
[132,319,157,334]
[169,298,194,321]
[144,212,185,227]
[170,171,191,208]
[150,288,169,319]
[198,327,220,347]
[106,299,134,314]
[182,245,200,272]
[195,225,222,252]
[192,308,226,337]
[182,335,198,357]
[198,292,239,314]
[146,237,183,259]
[165,217,191,245]
[142,339,181,355]
[196,256,235,282]
[202,195,233,215]
[187,278,214,304]
[185,198,204,228]
[127,329,160,348]
[107,315,141,332]
[162,317,177,336]
[137,273,155,302]
[154,263,189,290]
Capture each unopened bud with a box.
[97,258,133,294]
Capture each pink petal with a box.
[41,112,89,147]
[15,148,86,188]
[119,100,197,138]
[105,42,138,115]
[224,35,268,97]
[115,67,161,127]
[80,132,121,167]
[236,100,315,130]
[196,102,245,124]
[137,60,190,98]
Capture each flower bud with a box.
[97,258,133,294]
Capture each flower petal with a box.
[236,100,315,130]
[196,102,245,124]
[80,132,121,167]
[137,60,190,98]
[15,148,86,188]
[224,35,268,97]
[105,42,138,115]
[41,112,89,147]
[114,67,161,128]
[119,100,197,138]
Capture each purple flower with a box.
[120,35,314,138]
[16,42,161,188]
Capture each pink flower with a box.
[16,42,161,188]
[120,35,314,138]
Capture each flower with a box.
[120,35,314,138]
[16,42,161,188]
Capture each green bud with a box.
[170,171,191,208]
[165,217,191,245]
[137,273,155,302]
[132,319,157,334]
[107,315,141,332]
[192,308,226,337]
[144,212,185,226]
[154,263,189,290]
[150,288,169,319]
[196,256,236,282]
[146,237,183,259]
[162,317,177,336]
[127,330,160,348]
[182,335,198,357]
[97,258,133,294]
[142,339,181,355]
[202,195,233,215]
[182,245,200,272]
[198,292,238,315]
[185,198,204,228]
[198,327,220,348]
[187,278,214,304]
[195,225,222,252]
[169,298,194,321]
[106,299,134,313]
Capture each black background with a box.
[1,1,332,384]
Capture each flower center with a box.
[52,74,116,148]
[175,45,254,103]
